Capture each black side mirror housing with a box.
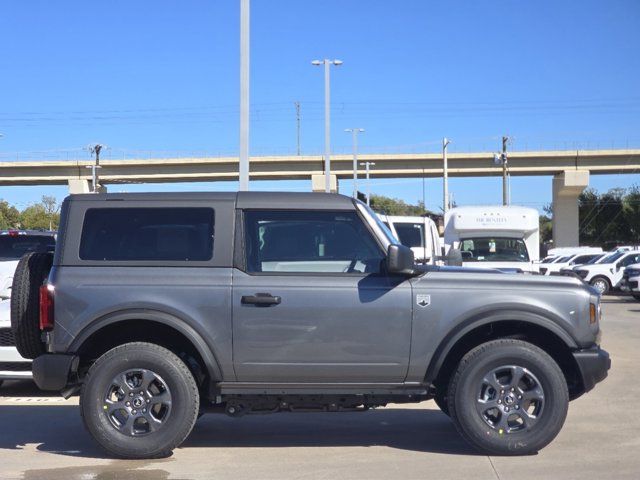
[387,244,415,275]
[446,248,463,266]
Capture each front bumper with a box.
[573,346,610,394]
[32,354,78,391]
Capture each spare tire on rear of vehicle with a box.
[10,252,53,359]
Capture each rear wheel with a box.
[590,276,610,295]
[80,342,199,459]
[447,339,568,456]
[10,252,53,359]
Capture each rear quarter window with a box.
[79,207,214,261]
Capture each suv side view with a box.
[12,192,610,459]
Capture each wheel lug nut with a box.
[142,408,147,413]
[500,390,504,395]
[132,410,137,414]
[129,392,134,397]
[511,388,515,392]
[146,399,150,403]
[126,401,130,406]
[505,407,510,412]
[515,405,519,409]
[497,399,502,404]
[518,395,522,399]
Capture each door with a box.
[615,253,640,286]
[232,209,413,383]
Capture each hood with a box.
[414,263,590,291]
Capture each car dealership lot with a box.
[0,296,638,480]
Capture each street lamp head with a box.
[358,128,365,132]
[311,60,322,66]
[332,60,343,66]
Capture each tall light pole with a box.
[87,144,104,193]
[345,128,364,198]
[360,161,375,206]
[443,137,451,213]
[239,0,250,191]
[493,136,510,205]
[312,59,343,193]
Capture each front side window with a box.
[393,223,425,248]
[80,208,214,261]
[460,237,530,263]
[244,210,384,274]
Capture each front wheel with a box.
[590,276,610,295]
[80,342,200,459]
[447,339,568,456]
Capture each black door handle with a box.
[241,293,282,306]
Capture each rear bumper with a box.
[32,354,78,391]
[573,346,610,394]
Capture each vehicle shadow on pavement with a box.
[186,406,480,455]
[0,404,479,458]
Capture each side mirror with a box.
[387,244,415,275]
[446,248,463,266]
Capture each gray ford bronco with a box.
[11,192,609,458]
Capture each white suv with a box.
[621,264,640,300]
[0,299,32,386]
[573,250,640,294]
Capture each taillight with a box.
[39,284,54,331]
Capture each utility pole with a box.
[87,144,104,193]
[239,0,250,191]
[312,59,343,192]
[443,137,451,213]
[295,101,301,156]
[360,161,375,206]
[502,136,509,205]
[345,128,364,198]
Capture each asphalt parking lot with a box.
[0,296,638,480]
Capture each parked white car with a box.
[0,299,32,386]
[573,249,640,294]
[0,230,56,299]
[539,252,603,276]
[620,263,640,300]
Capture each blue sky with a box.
[1,0,639,211]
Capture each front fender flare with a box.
[424,309,578,384]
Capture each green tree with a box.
[0,200,21,229]
[19,196,61,230]
[369,194,430,216]
[623,185,640,238]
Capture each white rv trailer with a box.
[378,215,442,265]
[444,206,540,273]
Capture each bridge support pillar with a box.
[552,170,589,247]
[68,179,91,194]
[67,179,107,194]
[311,174,337,193]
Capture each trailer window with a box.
[460,237,529,263]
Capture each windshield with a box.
[586,254,606,264]
[0,235,55,260]
[541,256,557,263]
[600,251,625,264]
[460,237,530,263]
[555,255,573,263]
[393,223,424,248]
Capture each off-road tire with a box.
[590,276,611,295]
[80,342,200,459]
[447,339,568,456]
[10,252,53,359]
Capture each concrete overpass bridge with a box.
[1,148,639,246]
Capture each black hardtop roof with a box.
[66,191,357,210]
